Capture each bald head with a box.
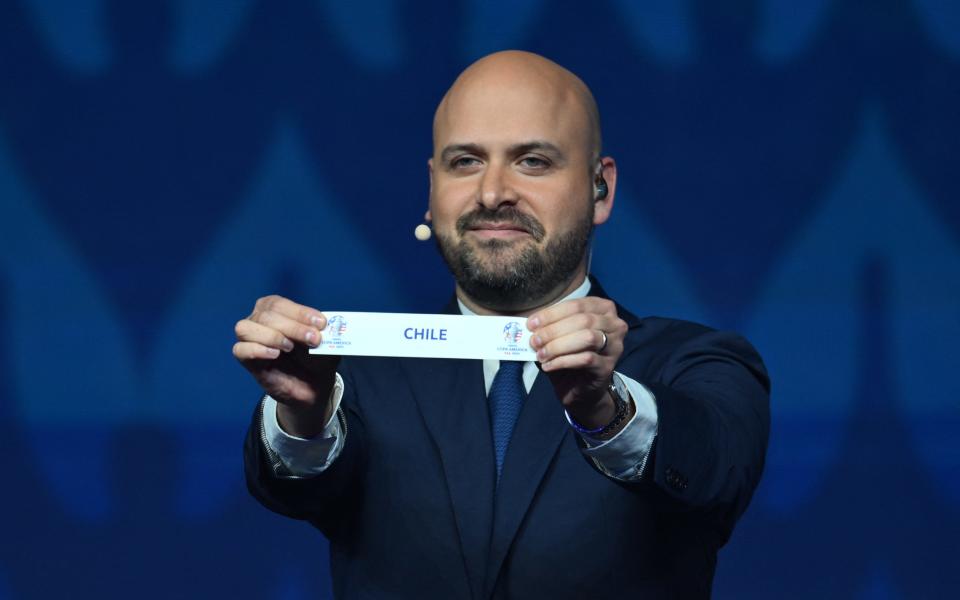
[433,51,602,164]
[427,51,617,313]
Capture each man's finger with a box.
[527,297,616,330]
[531,312,624,350]
[530,312,607,349]
[540,351,603,373]
[252,310,323,348]
[233,341,281,362]
[235,319,298,351]
[536,329,609,363]
[253,295,327,329]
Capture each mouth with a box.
[466,222,532,240]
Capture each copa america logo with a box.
[326,315,348,338]
[503,321,523,344]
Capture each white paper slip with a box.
[308,311,537,361]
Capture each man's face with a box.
[429,73,610,312]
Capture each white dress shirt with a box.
[262,277,658,481]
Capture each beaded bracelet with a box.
[569,376,629,437]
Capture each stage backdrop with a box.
[1,0,958,597]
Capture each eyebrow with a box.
[511,141,565,161]
[439,140,566,163]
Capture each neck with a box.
[456,267,589,317]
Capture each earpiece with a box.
[594,176,608,200]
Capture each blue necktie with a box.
[488,360,527,482]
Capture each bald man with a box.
[238,51,770,599]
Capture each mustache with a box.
[456,206,546,242]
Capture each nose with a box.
[478,163,517,210]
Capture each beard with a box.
[434,204,593,312]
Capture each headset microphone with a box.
[414,223,432,241]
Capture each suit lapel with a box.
[402,281,640,597]
[480,277,641,595]
[483,369,569,597]
[400,355,495,600]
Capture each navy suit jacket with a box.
[244,279,770,599]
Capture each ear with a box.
[427,157,434,188]
[427,158,435,221]
[593,156,617,226]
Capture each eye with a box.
[518,155,550,170]
[451,156,482,169]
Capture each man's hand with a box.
[233,295,340,438]
[527,297,630,432]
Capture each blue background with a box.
[1,0,958,597]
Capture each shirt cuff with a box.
[567,372,658,481]
[261,372,346,477]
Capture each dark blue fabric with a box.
[245,281,772,599]
[488,361,526,482]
